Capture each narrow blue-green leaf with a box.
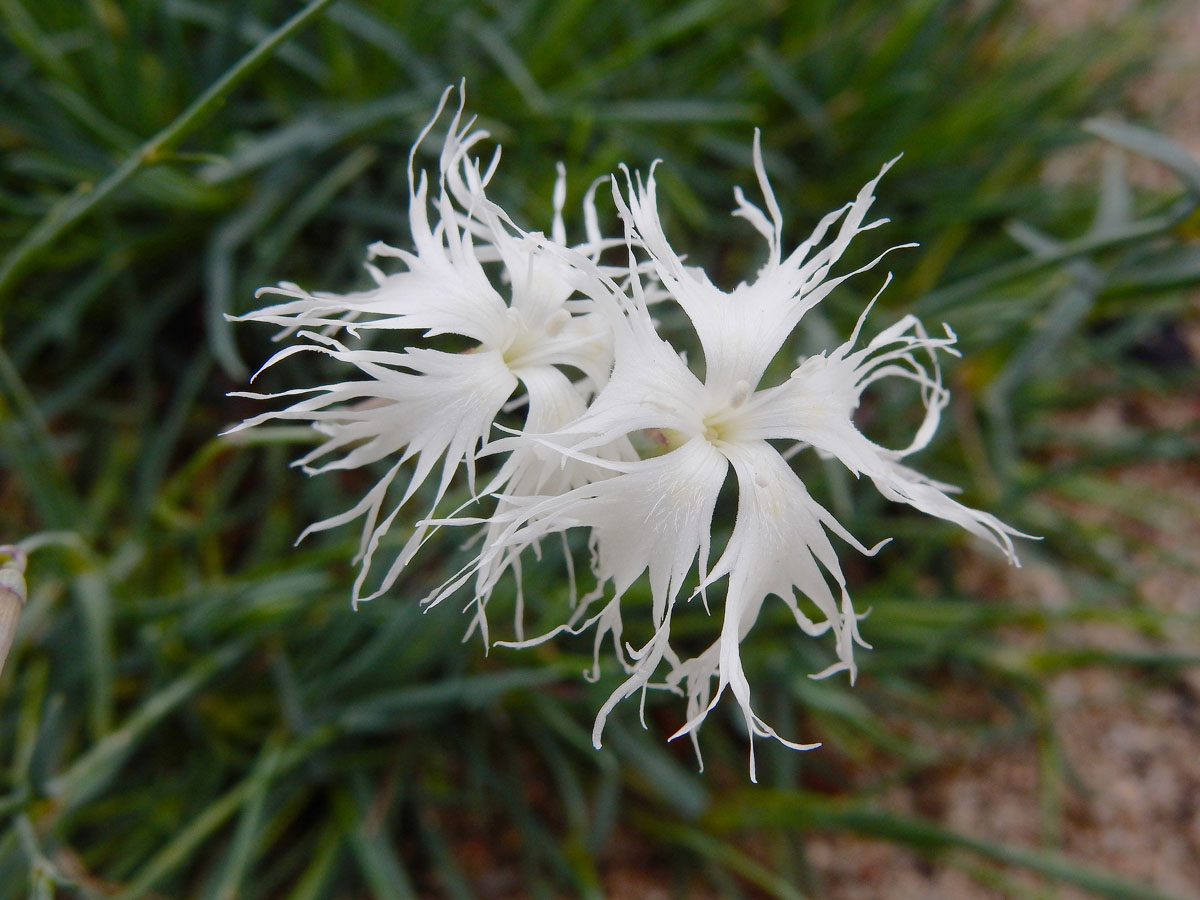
[326,2,442,90]
[608,722,709,820]
[0,347,81,528]
[337,668,561,732]
[0,0,340,310]
[0,0,79,86]
[198,94,421,184]
[637,815,810,900]
[47,642,247,811]
[206,741,285,900]
[591,100,756,123]
[458,9,550,115]
[110,727,334,900]
[1085,118,1200,196]
[335,788,417,900]
[281,820,343,900]
[73,569,115,738]
[164,0,329,82]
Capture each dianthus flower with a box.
[231,89,1029,778]
[227,86,632,606]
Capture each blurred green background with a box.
[2,0,1199,897]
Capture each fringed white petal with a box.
[232,336,518,603]
[451,435,727,623]
[664,442,875,780]
[744,304,1030,563]
[613,143,909,395]
[468,365,634,640]
[553,299,710,452]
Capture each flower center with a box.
[701,379,752,446]
[500,307,570,371]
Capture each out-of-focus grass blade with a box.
[42,82,139,151]
[790,677,932,765]
[0,0,339,308]
[326,2,442,91]
[529,692,621,851]
[110,773,263,900]
[257,145,377,272]
[205,740,283,900]
[1017,646,1200,675]
[206,168,315,379]
[494,740,575,897]
[608,721,709,820]
[0,0,80,87]
[635,814,810,900]
[985,268,1099,471]
[1103,245,1200,295]
[199,94,421,184]
[336,668,561,732]
[39,272,194,420]
[559,0,743,93]
[915,200,1194,316]
[131,352,211,521]
[15,814,101,900]
[590,100,756,123]
[281,819,342,900]
[521,718,605,897]
[46,642,247,812]
[1093,147,1133,233]
[334,785,417,900]
[746,40,833,146]
[1085,118,1200,197]
[457,9,550,115]
[165,0,329,83]
[415,805,477,900]
[8,656,48,790]
[918,120,1200,317]
[10,257,125,369]
[523,0,599,79]
[108,727,334,900]
[73,568,115,739]
[0,347,80,528]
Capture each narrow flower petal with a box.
[232,334,518,602]
[613,146,909,394]
[461,436,727,623]
[665,441,872,779]
[744,305,1030,562]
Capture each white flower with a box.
[231,90,1030,779]
[427,132,1029,780]
[227,85,629,605]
